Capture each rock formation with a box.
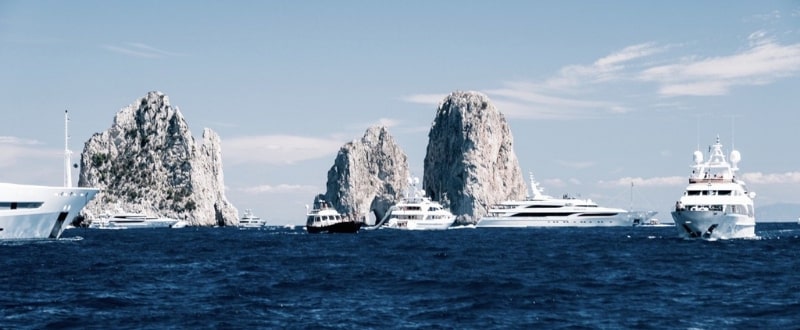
[322,126,409,223]
[424,91,527,224]
[78,91,238,226]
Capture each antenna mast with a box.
[630,181,634,211]
[64,110,72,187]
[731,115,736,150]
[695,115,700,152]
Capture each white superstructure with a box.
[378,177,456,230]
[238,209,267,228]
[477,173,631,227]
[670,136,755,239]
[0,110,99,240]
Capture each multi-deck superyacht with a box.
[671,136,756,239]
[477,174,631,227]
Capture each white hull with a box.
[238,222,268,229]
[383,217,456,230]
[477,213,634,228]
[0,183,99,240]
[671,210,755,240]
[89,218,179,229]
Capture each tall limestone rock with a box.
[323,126,409,223]
[424,91,527,224]
[78,91,238,226]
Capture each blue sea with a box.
[2,223,800,329]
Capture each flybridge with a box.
[688,135,740,184]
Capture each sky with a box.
[1,1,800,225]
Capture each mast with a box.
[64,110,72,187]
[630,181,634,212]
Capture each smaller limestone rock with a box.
[320,126,409,224]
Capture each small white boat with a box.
[238,209,267,228]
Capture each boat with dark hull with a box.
[305,200,362,234]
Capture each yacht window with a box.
[0,202,44,209]
[578,213,618,217]
[512,212,579,217]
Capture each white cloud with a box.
[595,42,667,68]
[603,171,800,187]
[404,31,800,119]
[102,42,182,58]
[240,184,320,194]
[601,176,686,187]
[0,136,42,145]
[477,43,668,120]
[222,135,345,165]
[486,84,625,120]
[741,172,800,184]
[0,138,59,168]
[545,42,670,89]
[400,93,447,105]
[748,10,782,22]
[372,118,401,128]
[639,34,800,96]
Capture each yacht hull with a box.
[0,183,99,240]
[89,218,179,229]
[476,214,633,228]
[307,221,362,234]
[383,218,455,230]
[671,210,755,240]
[238,223,268,229]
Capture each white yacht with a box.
[377,177,456,230]
[238,209,267,228]
[88,210,180,229]
[1,184,99,239]
[476,173,631,227]
[0,110,99,240]
[671,136,755,239]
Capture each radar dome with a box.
[730,150,741,164]
[693,150,703,164]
